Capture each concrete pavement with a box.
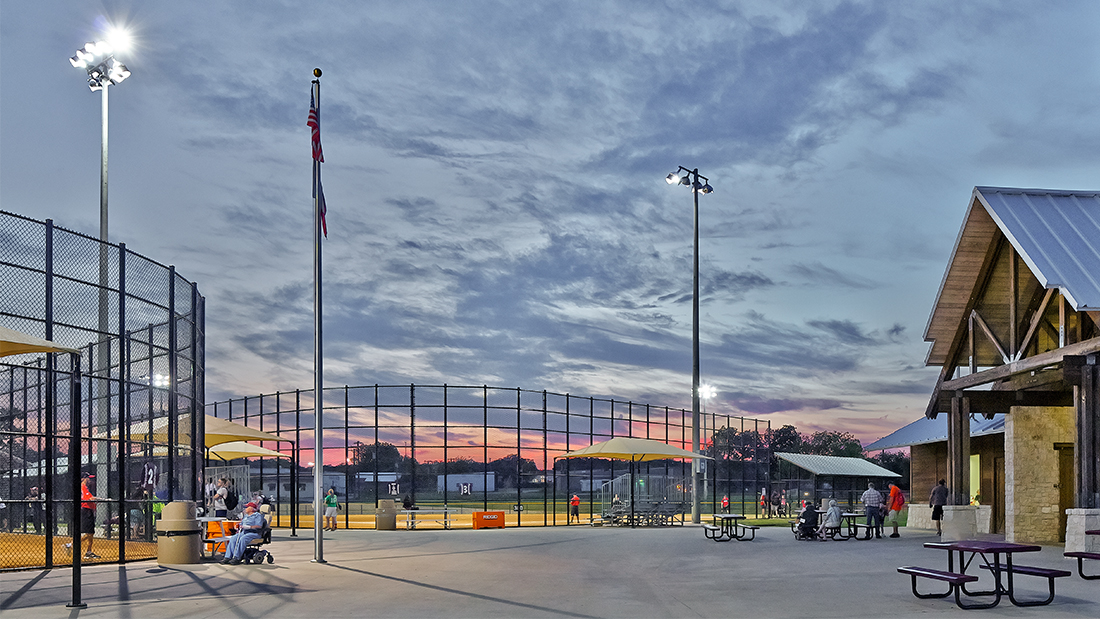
[2,524,1097,618]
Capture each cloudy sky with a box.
[2,1,1097,444]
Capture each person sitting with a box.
[818,499,843,537]
[797,501,819,539]
[402,494,417,510]
[220,502,266,565]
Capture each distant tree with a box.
[769,425,802,454]
[868,450,910,481]
[351,441,402,471]
[442,457,480,474]
[803,430,863,458]
[487,454,538,488]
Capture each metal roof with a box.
[863,414,1005,451]
[924,187,1100,365]
[775,452,900,477]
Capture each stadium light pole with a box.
[70,33,132,372]
[665,166,713,524]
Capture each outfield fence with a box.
[207,385,773,529]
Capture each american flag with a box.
[308,92,324,163]
[315,177,328,238]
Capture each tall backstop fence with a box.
[1,211,204,570]
[207,385,772,528]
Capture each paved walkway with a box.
[2,525,1097,618]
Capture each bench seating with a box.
[702,523,729,542]
[978,563,1068,606]
[1064,551,1100,580]
[850,523,876,539]
[897,566,996,609]
[737,524,760,541]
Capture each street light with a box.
[666,166,713,524]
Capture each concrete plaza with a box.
[2,524,1097,618]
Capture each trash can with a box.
[156,501,202,564]
[375,499,397,530]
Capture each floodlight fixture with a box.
[699,384,717,400]
[666,172,680,184]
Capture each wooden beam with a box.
[942,335,1100,391]
[972,309,1009,364]
[1009,245,1017,359]
[934,388,1073,416]
[1015,288,1054,361]
[992,368,1064,391]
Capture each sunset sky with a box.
[3,1,1098,445]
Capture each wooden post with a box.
[1074,354,1100,509]
[948,395,971,505]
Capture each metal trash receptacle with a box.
[157,501,202,564]
[376,499,397,530]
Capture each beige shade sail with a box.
[209,441,290,461]
[0,326,80,358]
[557,436,712,462]
[96,414,294,448]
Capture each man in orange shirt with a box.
[569,494,580,524]
[67,472,106,559]
[886,483,905,538]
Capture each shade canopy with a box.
[0,326,80,358]
[208,441,290,461]
[558,437,712,462]
[96,414,294,448]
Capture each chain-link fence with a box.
[1,211,205,570]
[207,385,772,529]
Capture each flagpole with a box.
[311,68,325,564]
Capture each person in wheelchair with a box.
[221,502,270,565]
[796,501,820,540]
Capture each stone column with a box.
[1064,508,1100,553]
[941,505,977,542]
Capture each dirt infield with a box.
[0,533,157,570]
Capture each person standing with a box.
[860,482,884,539]
[323,487,339,531]
[721,495,730,514]
[568,494,580,524]
[211,479,228,518]
[929,479,949,536]
[886,482,905,538]
[66,472,106,559]
[24,487,44,534]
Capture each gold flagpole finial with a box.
[313,68,322,78]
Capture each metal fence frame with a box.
[208,385,772,527]
[1,210,205,571]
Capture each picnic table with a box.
[899,539,1069,609]
[703,514,759,542]
[1064,528,1100,579]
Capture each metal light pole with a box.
[70,41,131,341]
[665,167,713,524]
[71,35,132,531]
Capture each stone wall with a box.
[1004,406,1074,544]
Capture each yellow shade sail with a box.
[557,436,711,462]
[0,326,80,358]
